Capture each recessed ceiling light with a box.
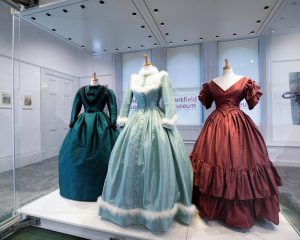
[46,13,51,16]
[184,39,188,42]
[81,45,85,48]
[271,29,275,33]
[291,1,296,6]
[250,31,255,34]
[93,51,96,54]
[148,35,152,38]
[216,35,220,38]
[199,37,203,40]
[128,47,131,49]
[132,12,136,16]
[52,28,56,31]
[264,6,269,10]
[256,20,261,24]
[141,25,145,28]
[80,5,85,9]
[165,33,169,36]
[160,22,164,26]
[31,17,36,20]
[115,48,119,51]
[290,26,295,29]
[233,33,237,36]
[154,43,157,46]
[169,41,173,44]
[140,45,144,48]
[68,37,72,40]
[154,9,158,12]
[104,49,107,52]
[250,60,254,63]
[279,16,285,21]
[99,0,104,4]
[63,9,68,13]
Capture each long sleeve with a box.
[106,89,117,126]
[117,87,133,127]
[161,72,177,129]
[69,89,82,128]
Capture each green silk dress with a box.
[59,85,119,201]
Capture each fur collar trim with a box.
[130,70,168,93]
[138,65,159,76]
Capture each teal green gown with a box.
[59,85,119,202]
[98,66,195,232]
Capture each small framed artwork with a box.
[22,94,33,109]
[0,91,12,109]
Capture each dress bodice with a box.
[134,88,161,110]
[69,85,117,128]
[80,85,109,112]
[117,66,177,128]
[199,77,262,112]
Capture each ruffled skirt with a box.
[190,109,282,228]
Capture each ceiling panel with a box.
[21,0,284,55]
[265,0,300,35]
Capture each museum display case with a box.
[0,0,299,239]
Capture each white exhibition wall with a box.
[218,39,261,125]
[0,10,115,172]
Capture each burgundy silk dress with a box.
[190,77,282,228]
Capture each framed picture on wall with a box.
[0,91,12,109]
[22,94,33,109]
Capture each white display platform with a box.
[20,190,300,240]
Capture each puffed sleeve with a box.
[117,87,133,127]
[198,83,213,109]
[244,79,263,110]
[69,88,82,128]
[106,89,117,127]
[161,72,177,130]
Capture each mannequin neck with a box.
[90,79,99,86]
[222,68,235,77]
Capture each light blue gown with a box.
[98,66,195,232]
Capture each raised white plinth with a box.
[20,190,300,240]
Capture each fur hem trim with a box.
[162,115,177,126]
[99,198,196,220]
[117,117,129,125]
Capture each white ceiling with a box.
[265,0,300,35]
[21,0,285,55]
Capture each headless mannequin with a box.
[212,59,243,91]
[90,72,99,86]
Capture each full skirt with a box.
[99,109,195,232]
[190,109,282,228]
[59,112,119,201]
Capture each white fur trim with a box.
[130,70,168,93]
[138,65,159,76]
[162,115,177,126]
[117,117,129,125]
[99,198,196,220]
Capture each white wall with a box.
[267,32,300,166]
[0,9,116,172]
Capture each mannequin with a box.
[212,59,243,91]
[90,72,99,86]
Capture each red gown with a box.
[190,77,282,228]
